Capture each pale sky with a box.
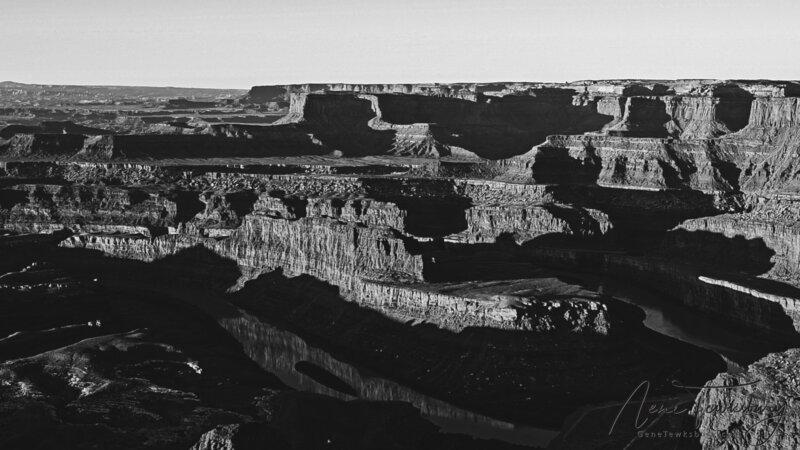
[3,0,798,88]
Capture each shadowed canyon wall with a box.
[4,79,800,449]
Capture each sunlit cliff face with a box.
[2,79,800,449]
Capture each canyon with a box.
[2,79,800,449]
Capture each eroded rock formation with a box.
[3,79,800,449]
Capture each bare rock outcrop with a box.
[6,79,800,449]
[692,348,800,449]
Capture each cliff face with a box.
[501,92,800,199]
[4,79,800,448]
[0,150,785,340]
[727,98,800,193]
[1,133,86,159]
[692,348,800,449]
[4,79,799,170]
[35,168,789,341]
[679,211,800,283]
[37,169,622,333]
[0,183,180,235]
[501,135,740,192]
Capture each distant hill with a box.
[0,81,247,104]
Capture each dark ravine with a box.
[3,79,800,449]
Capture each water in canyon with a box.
[100,264,788,448]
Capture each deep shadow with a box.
[527,145,601,184]
[622,83,674,96]
[300,94,397,156]
[165,190,205,223]
[126,188,150,206]
[710,156,743,192]
[41,245,725,430]
[661,142,699,188]
[1,239,531,449]
[541,203,606,237]
[81,130,328,160]
[418,229,800,344]
[361,178,473,237]
[0,121,111,139]
[714,85,754,133]
[523,185,780,276]
[375,90,615,159]
[396,180,800,342]
[421,235,544,282]
[658,229,775,274]
[394,197,471,237]
[607,97,671,138]
[40,121,113,135]
[536,184,782,279]
[545,184,721,247]
[0,125,41,140]
[224,191,259,218]
[0,188,28,209]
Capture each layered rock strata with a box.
[4,79,800,448]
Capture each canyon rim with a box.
[3,78,800,449]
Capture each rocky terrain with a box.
[2,79,800,448]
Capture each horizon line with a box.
[4,78,800,91]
